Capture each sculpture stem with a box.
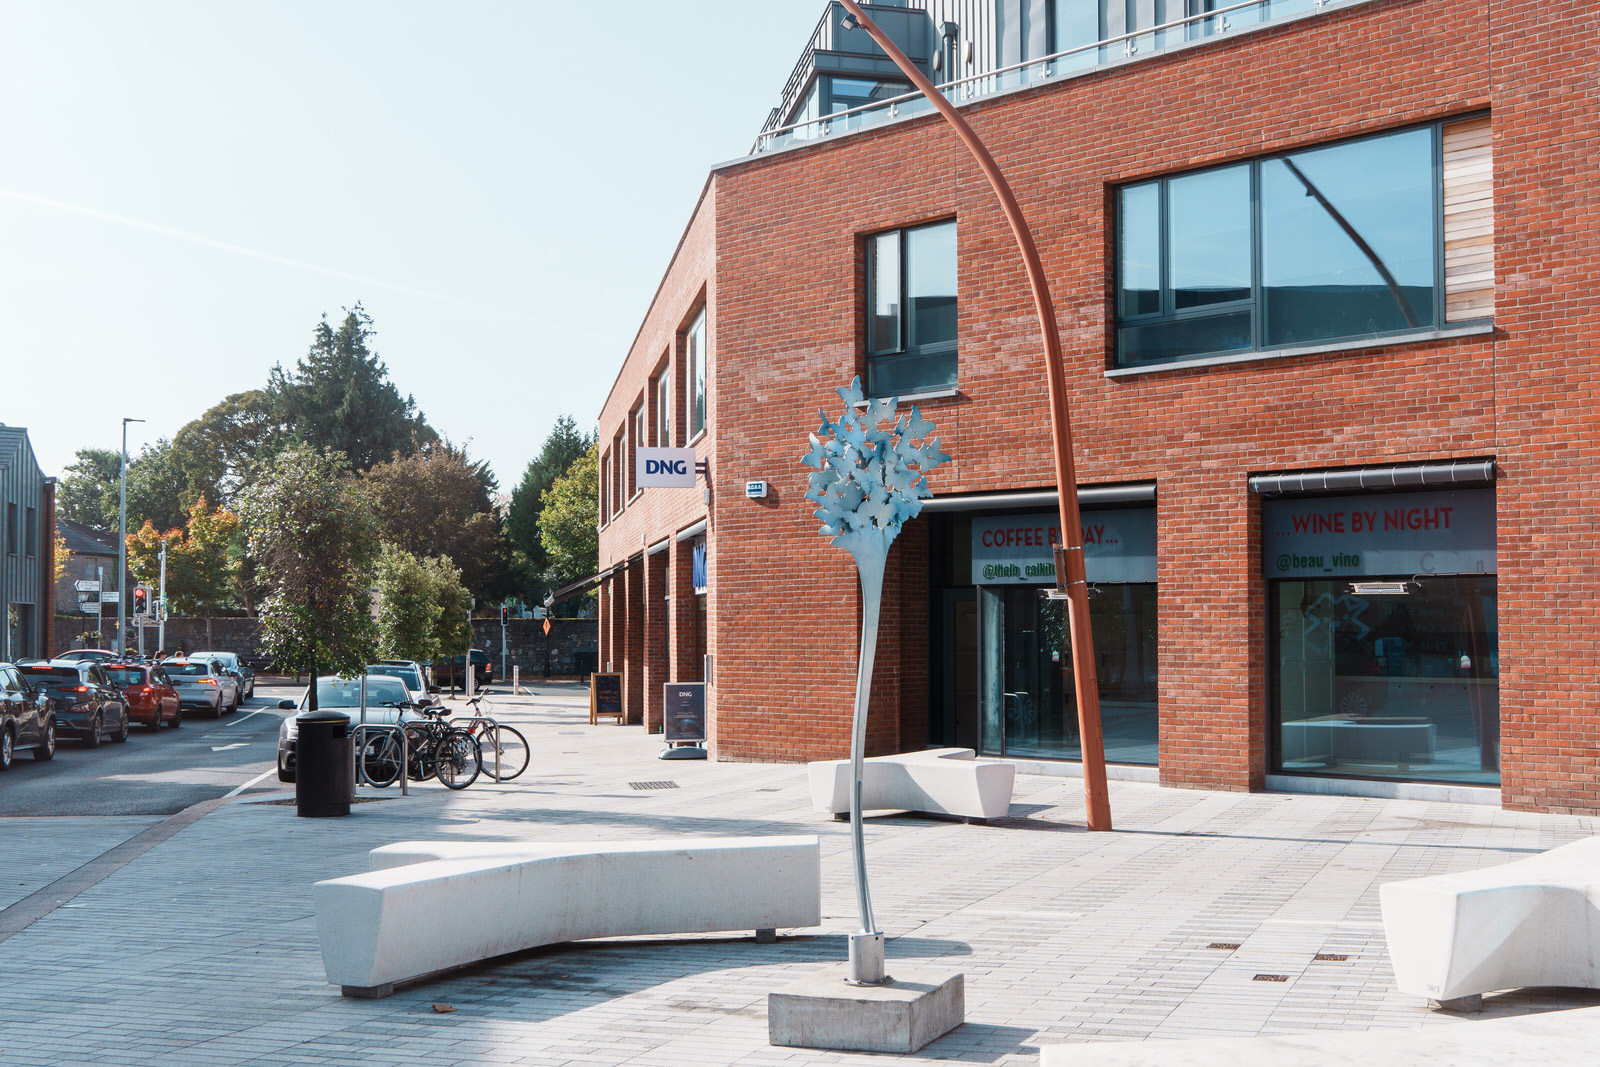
[850,545,886,937]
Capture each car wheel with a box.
[171,705,182,729]
[33,719,54,761]
[211,698,222,720]
[277,760,293,783]
[113,710,129,743]
[148,711,162,732]
[84,715,101,749]
[0,728,13,771]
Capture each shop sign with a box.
[636,447,697,488]
[1262,487,1496,578]
[663,683,706,742]
[971,508,1157,585]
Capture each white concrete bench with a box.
[1379,835,1600,1010]
[313,836,821,997]
[808,748,1015,823]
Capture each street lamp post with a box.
[117,417,144,656]
[837,1,1111,830]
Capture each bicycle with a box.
[361,702,482,790]
[456,690,531,782]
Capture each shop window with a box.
[1115,117,1493,368]
[866,220,958,397]
[687,309,708,440]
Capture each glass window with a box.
[865,220,958,397]
[5,503,14,554]
[25,506,36,557]
[629,404,644,497]
[827,76,907,113]
[1115,123,1466,367]
[1273,575,1498,785]
[1261,129,1436,346]
[654,370,671,447]
[688,309,708,439]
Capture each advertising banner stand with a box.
[659,682,707,760]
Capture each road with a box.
[0,687,298,816]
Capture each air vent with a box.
[1252,974,1289,982]
[1313,954,1348,962]
[629,780,680,791]
[1207,942,1241,950]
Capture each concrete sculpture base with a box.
[769,967,963,1053]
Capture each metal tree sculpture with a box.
[802,376,950,982]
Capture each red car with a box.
[105,663,182,731]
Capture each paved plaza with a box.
[1,684,1597,1066]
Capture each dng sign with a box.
[635,446,698,489]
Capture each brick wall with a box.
[597,0,1600,812]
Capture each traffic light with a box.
[500,606,509,625]
[133,585,149,617]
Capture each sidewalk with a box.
[0,683,1596,1066]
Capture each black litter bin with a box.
[296,711,353,818]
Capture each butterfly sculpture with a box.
[800,375,950,978]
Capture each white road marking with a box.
[211,742,250,752]
[216,708,272,727]
[223,767,277,799]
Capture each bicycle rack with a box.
[351,722,409,796]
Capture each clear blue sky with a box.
[0,1,822,492]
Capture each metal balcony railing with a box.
[753,0,1352,155]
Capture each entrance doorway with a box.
[941,589,978,749]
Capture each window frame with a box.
[687,307,709,443]
[628,401,645,501]
[863,217,960,399]
[1112,118,1483,370]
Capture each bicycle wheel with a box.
[477,723,530,781]
[403,724,435,782]
[435,732,482,790]
[359,731,402,788]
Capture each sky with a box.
[0,1,823,492]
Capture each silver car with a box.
[275,674,417,783]
[160,658,238,717]
[365,661,439,706]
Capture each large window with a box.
[865,219,958,397]
[687,309,708,440]
[653,368,670,447]
[1116,119,1492,368]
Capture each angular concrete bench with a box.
[808,748,1015,824]
[313,836,821,997]
[1379,835,1600,1010]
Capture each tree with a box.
[363,441,509,599]
[239,446,379,707]
[170,390,286,509]
[267,306,436,472]
[538,443,599,588]
[126,496,241,649]
[422,554,473,658]
[57,448,121,528]
[373,544,437,663]
[507,416,594,573]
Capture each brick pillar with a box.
[625,558,644,725]
[643,548,669,732]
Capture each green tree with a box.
[239,446,379,706]
[124,439,192,534]
[57,448,121,528]
[127,497,241,649]
[363,441,509,599]
[421,554,473,660]
[538,443,599,588]
[267,306,436,472]
[170,390,286,509]
[507,416,594,573]
[372,543,439,663]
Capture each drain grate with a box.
[629,780,680,791]
[1313,953,1348,962]
[1207,942,1241,950]
[559,731,584,735]
[1252,974,1289,982]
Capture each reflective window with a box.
[1115,123,1468,368]
[865,220,958,397]
[688,309,708,439]
[1273,576,1498,785]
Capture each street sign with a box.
[81,602,98,615]
[99,592,120,605]
[74,579,101,592]
[542,617,552,636]
[636,446,698,489]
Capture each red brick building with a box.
[597,0,1600,813]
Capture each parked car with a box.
[275,674,418,783]
[58,648,119,665]
[189,651,254,700]
[159,658,237,718]
[366,661,439,706]
[104,662,182,731]
[0,662,55,768]
[18,661,130,747]
[430,648,494,688]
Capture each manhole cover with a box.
[1207,942,1241,950]
[629,780,680,791]
[1252,974,1289,982]
[1313,953,1348,962]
